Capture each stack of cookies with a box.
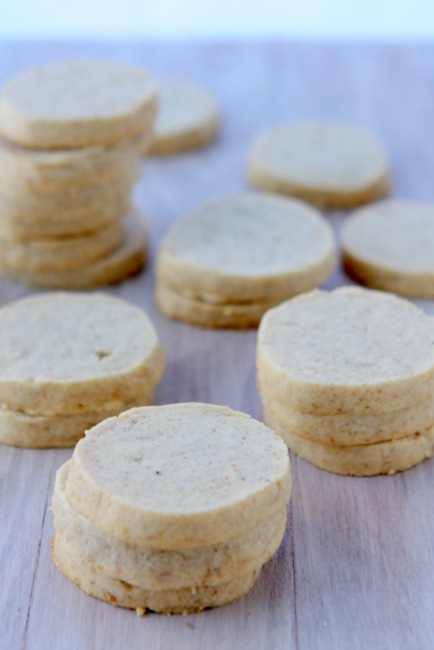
[51,403,291,614]
[0,293,165,448]
[257,287,434,476]
[0,59,157,288]
[156,193,336,328]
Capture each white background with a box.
[1,0,434,40]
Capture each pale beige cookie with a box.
[0,219,123,273]
[65,403,291,549]
[156,193,336,303]
[264,409,434,476]
[248,122,390,208]
[52,461,286,587]
[0,168,137,220]
[257,287,434,415]
[156,283,276,329]
[0,208,147,287]
[260,384,434,445]
[53,535,260,615]
[342,200,434,297]
[0,389,154,448]
[0,60,157,149]
[0,291,164,415]
[0,196,130,240]
[147,79,219,155]
[0,132,148,193]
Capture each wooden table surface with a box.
[1,41,434,650]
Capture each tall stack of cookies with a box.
[257,287,434,476]
[52,403,291,614]
[0,60,157,288]
[0,293,165,448]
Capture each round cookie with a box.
[260,386,434,445]
[264,409,434,477]
[0,219,123,273]
[257,287,434,415]
[53,535,260,615]
[0,60,157,149]
[0,291,164,414]
[0,389,154,449]
[52,461,286,588]
[65,403,291,549]
[147,79,219,155]
[248,122,390,209]
[156,193,336,303]
[0,208,147,288]
[156,284,276,329]
[0,132,148,193]
[342,200,434,297]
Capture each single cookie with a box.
[257,287,434,415]
[248,122,390,208]
[0,60,157,149]
[156,283,276,329]
[53,534,260,615]
[0,132,148,193]
[147,79,219,155]
[0,208,147,287]
[0,291,164,414]
[0,219,123,273]
[156,193,336,303]
[342,200,434,297]
[0,389,154,448]
[260,385,434,445]
[52,461,286,588]
[0,196,130,240]
[65,403,291,549]
[264,409,434,476]
[0,168,137,220]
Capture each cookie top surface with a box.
[158,193,335,278]
[66,403,291,547]
[0,60,157,147]
[152,79,219,139]
[258,287,434,387]
[250,121,389,192]
[342,200,434,272]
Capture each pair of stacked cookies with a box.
[156,193,336,328]
[0,60,157,288]
[0,293,165,448]
[52,403,291,614]
[257,287,434,476]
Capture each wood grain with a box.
[0,41,434,650]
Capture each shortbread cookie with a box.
[0,60,157,149]
[52,461,286,587]
[53,535,260,615]
[0,208,147,287]
[0,219,123,273]
[0,292,164,414]
[261,386,434,445]
[0,390,154,448]
[257,287,434,415]
[248,122,390,208]
[156,193,336,303]
[0,133,147,193]
[156,284,276,329]
[0,196,130,240]
[264,410,434,476]
[65,403,291,549]
[0,169,137,220]
[148,80,219,155]
[342,200,434,297]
